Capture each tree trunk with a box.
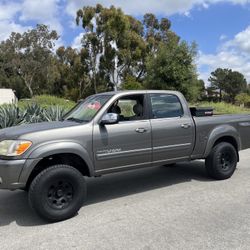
[22,75,34,97]
[93,74,97,94]
[27,84,33,97]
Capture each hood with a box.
[0,121,81,140]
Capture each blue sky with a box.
[1,0,250,84]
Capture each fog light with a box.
[0,177,2,184]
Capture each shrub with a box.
[193,101,250,114]
[235,93,250,107]
[19,95,75,110]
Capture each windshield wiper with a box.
[65,117,88,123]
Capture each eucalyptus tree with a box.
[55,46,90,100]
[0,24,58,97]
[76,4,146,91]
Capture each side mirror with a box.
[101,113,119,125]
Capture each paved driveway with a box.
[1,150,250,250]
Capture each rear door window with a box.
[150,94,183,119]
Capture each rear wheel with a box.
[28,165,86,222]
[205,142,237,180]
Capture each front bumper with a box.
[0,159,26,190]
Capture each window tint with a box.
[150,94,183,119]
[108,95,145,121]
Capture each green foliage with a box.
[145,41,200,101]
[43,106,68,122]
[0,105,24,129]
[235,93,250,107]
[55,46,91,101]
[209,68,247,102]
[121,76,143,90]
[0,5,248,107]
[194,101,250,114]
[24,103,45,123]
[19,95,75,110]
[0,24,59,97]
[0,95,75,129]
[76,4,147,92]
[0,100,73,129]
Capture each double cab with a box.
[0,90,250,221]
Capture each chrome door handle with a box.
[135,128,147,133]
[181,124,191,129]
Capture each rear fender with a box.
[204,125,241,158]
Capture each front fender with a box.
[204,125,241,158]
[18,141,94,184]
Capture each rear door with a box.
[149,93,195,165]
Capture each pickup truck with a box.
[0,90,250,222]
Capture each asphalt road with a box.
[1,150,250,250]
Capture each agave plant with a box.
[43,106,68,122]
[23,103,45,123]
[0,103,70,129]
[0,105,25,129]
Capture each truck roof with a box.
[97,90,181,96]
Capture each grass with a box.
[192,101,250,115]
[18,95,76,110]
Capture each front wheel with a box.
[28,165,86,222]
[205,142,238,180]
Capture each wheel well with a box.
[213,136,239,161]
[26,153,90,190]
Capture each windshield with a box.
[63,95,112,122]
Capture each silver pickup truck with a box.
[0,90,250,222]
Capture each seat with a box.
[130,103,143,120]
[110,105,121,115]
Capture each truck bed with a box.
[192,114,250,157]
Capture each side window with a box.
[108,94,145,121]
[150,94,183,119]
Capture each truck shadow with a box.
[86,160,210,206]
[0,160,212,227]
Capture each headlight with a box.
[0,140,32,156]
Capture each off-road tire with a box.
[205,142,237,180]
[28,164,86,222]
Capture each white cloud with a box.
[0,0,63,42]
[0,1,28,40]
[19,0,63,34]
[233,26,250,52]
[0,20,31,41]
[71,32,84,49]
[197,25,250,83]
[66,0,250,17]
[0,1,22,21]
[219,34,227,40]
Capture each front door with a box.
[93,94,152,173]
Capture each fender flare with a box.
[19,141,94,183]
[204,125,241,158]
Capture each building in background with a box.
[0,89,17,105]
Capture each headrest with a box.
[111,105,121,114]
[133,103,143,116]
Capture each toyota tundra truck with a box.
[0,90,250,222]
